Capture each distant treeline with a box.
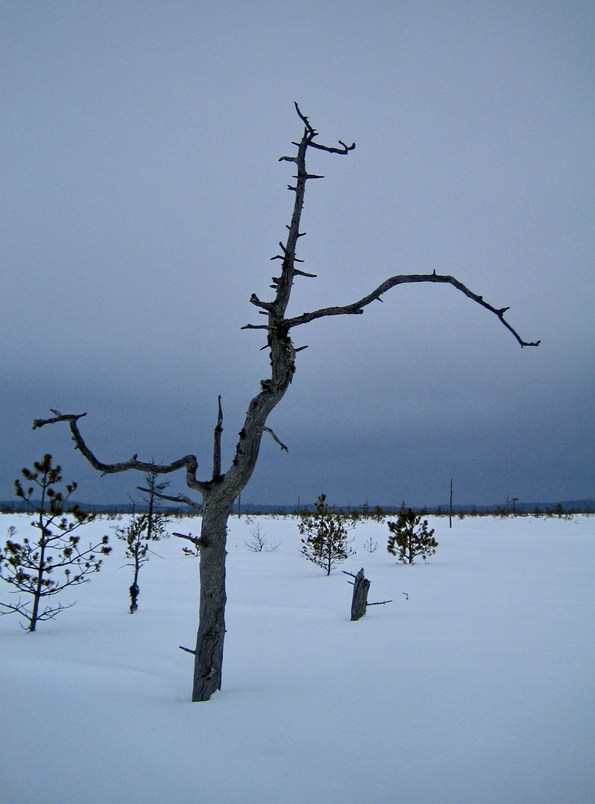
[1,498,593,517]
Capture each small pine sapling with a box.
[0,454,111,631]
[299,493,355,575]
[118,471,171,612]
[115,514,148,612]
[387,509,438,564]
[137,472,171,543]
[116,489,169,613]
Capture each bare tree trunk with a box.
[192,494,232,701]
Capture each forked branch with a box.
[293,102,356,155]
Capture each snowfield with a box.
[1,513,593,804]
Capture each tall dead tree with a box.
[33,104,539,702]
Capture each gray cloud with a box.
[1,1,593,508]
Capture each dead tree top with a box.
[33,103,539,495]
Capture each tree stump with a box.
[350,568,370,621]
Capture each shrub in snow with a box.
[387,509,437,564]
[362,536,378,553]
[244,521,281,552]
[299,494,355,575]
[0,454,111,631]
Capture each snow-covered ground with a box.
[1,513,593,804]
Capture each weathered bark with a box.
[350,568,370,621]
[344,567,392,620]
[32,103,538,701]
[192,495,231,700]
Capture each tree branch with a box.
[293,102,355,155]
[32,411,209,493]
[173,532,201,546]
[285,272,540,348]
[241,323,271,331]
[308,140,356,156]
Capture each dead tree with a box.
[343,568,392,621]
[33,103,539,701]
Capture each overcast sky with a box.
[1,0,593,508]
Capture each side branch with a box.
[173,532,202,548]
[32,411,209,492]
[262,426,289,452]
[285,273,540,348]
